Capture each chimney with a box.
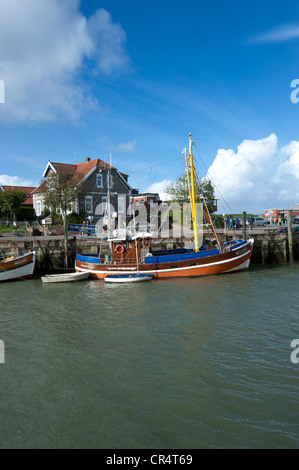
[86,157,91,162]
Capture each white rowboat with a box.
[41,271,90,283]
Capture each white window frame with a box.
[97,174,103,188]
[118,196,125,213]
[36,201,42,216]
[85,196,93,213]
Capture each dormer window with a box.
[97,174,103,188]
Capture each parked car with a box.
[292,216,299,225]
[246,217,268,227]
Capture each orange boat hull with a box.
[75,240,253,280]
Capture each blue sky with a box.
[1,0,299,213]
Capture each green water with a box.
[0,262,298,449]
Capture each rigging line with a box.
[129,156,182,174]
[193,168,222,232]
[147,166,153,189]
[193,153,235,215]
[192,143,236,214]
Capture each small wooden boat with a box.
[41,271,90,283]
[0,251,37,282]
[104,273,154,283]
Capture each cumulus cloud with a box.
[0,0,130,123]
[279,141,299,179]
[205,133,299,213]
[0,175,36,187]
[146,180,173,201]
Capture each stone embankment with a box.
[0,228,298,273]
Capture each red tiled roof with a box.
[2,186,36,206]
[33,158,129,193]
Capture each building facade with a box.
[32,157,134,224]
[265,204,299,220]
[130,192,161,211]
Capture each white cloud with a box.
[146,180,173,201]
[279,141,299,179]
[110,140,137,153]
[88,9,130,74]
[0,0,129,123]
[206,134,299,213]
[249,23,299,44]
[0,175,36,187]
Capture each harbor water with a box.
[0,262,298,449]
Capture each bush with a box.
[67,212,83,224]
[15,207,35,221]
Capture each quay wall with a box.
[0,232,298,273]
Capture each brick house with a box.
[32,157,134,224]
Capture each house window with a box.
[36,201,41,216]
[118,196,125,213]
[97,174,103,188]
[85,196,93,213]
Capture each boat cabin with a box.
[109,237,152,264]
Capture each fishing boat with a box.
[75,134,254,279]
[0,251,37,282]
[41,271,90,283]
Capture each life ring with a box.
[115,244,125,254]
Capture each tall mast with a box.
[188,133,199,252]
[186,134,223,253]
[108,153,112,235]
[184,148,192,203]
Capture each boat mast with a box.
[188,133,199,252]
[187,134,223,253]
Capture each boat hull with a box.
[0,251,37,282]
[75,240,254,280]
[104,274,154,283]
[41,271,90,283]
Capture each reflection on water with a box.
[0,262,299,448]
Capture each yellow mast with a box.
[188,133,199,252]
[186,133,222,253]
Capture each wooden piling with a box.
[242,211,247,240]
[287,210,294,263]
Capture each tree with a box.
[166,174,216,214]
[40,170,86,267]
[0,189,27,223]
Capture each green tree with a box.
[0,189,27,223]
[166,174,216,214]
[40,170,86,267]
